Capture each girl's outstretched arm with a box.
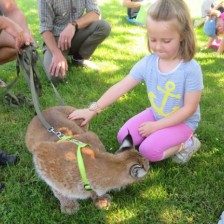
[68,75,140,126]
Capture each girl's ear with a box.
[116,133,134,154]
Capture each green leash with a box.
[59,135,92,191]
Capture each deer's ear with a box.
[116,134,134,154]
[129,164,147,178]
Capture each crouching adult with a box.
[38,0,111,83]
[0,0,31,191]
[0,0,33,86]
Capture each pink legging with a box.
[117,108,193,162]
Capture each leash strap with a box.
[59,135,92,191]
[35,50,65,106]
[3,46,39,107]
[30,63,51,130]
[4,44,65,107]
[23,45,63,137]
[19,44,65,106]
[29,61,63,138]
[16,44,42,98]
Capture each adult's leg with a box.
[117,108,156,146]
[139,124,193,162]
[69,20,111,59]
[0,31,17,64]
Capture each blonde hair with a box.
[147,0,196,61]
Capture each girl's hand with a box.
[68,109,96,126]
[138,121,159,137]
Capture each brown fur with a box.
[25,106,149,214]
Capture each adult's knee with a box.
[0,48,17,65]
[95,20,111,38]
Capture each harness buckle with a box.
[48,127,63,138]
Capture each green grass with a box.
[0,0,224,223]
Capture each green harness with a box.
[58,135,92,191]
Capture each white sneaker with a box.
[72,58,99,71]
[82,60,100,71]
[172,136,201,164]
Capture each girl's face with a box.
[147,17,182,60]
[216,18,224,35]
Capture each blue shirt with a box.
[130,54,204,130]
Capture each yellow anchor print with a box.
[148,81,180,117]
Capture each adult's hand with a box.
[49,51,68,78]
[1,16,27,51]
[23,30,34,45]
[58,23,76,51]
[14,30,26,51]
[15,30,34,52]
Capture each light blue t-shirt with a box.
[130,54,204,130]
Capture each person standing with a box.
[38,0,111,83]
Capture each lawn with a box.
[0,0,224,223]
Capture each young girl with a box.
[68,0,204,164]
